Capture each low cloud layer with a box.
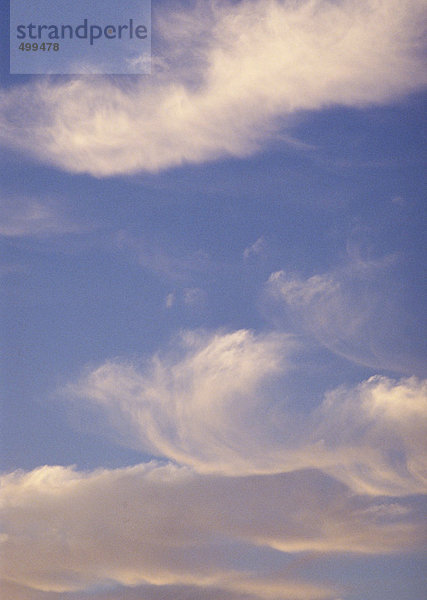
[1,462,425,599]
[0,0,425,176]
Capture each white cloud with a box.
[0,196,83,237]
[1,462,425,598]
[164,289,207,310]
[0,0,425,176]
[183,287,206,306]
[165,292,175,308]
[268,271,340,305]
[67,329,427,496]
[115,230,214,282]
[243,236,266,260]
[68,329,295,475]
[312,375,427,495]
[267,253,426,375]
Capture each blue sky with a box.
[0,1,426,599]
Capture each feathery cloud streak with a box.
[0,0,426,176]
[68,329,427,496]
[0,195,83,237]
[267,254,427,375]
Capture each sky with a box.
[0,1,426,599]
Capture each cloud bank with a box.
[1,462,425,599]
[0,0,425,176]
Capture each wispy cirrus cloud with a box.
[67,329,427,496]
[243,236,266,260]
[311,375,427,495]
[67,329,294,475]
[0,0,425,176]
[266,251,426,375]
[115,229,216,283]
[0,195,84,238]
